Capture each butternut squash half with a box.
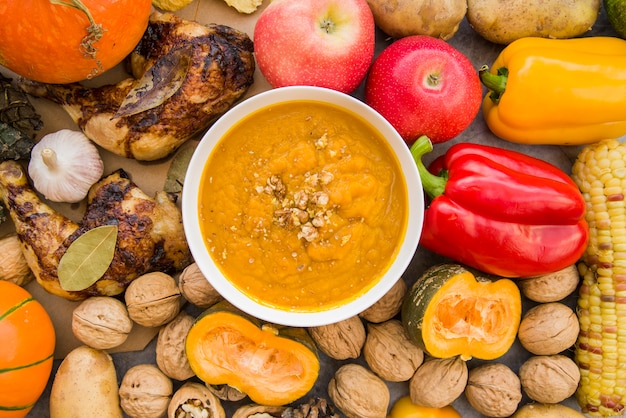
[402,264,522,360]
[185,301,319,406]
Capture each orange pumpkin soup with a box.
[198,100,408,312]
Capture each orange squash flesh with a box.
[186,302,319,406]
[403,264,522,361]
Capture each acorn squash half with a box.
[402,263,522,360]
[185,300,320,406]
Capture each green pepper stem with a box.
[409,136,446,200]
[479,65,508,104]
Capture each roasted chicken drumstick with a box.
[16,11,255,161]
[0,160,191,300]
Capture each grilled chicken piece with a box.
[16,11,255,161]
[0,160,191,300]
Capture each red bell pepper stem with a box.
[409,135,446,200]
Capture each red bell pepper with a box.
[411,136,589,278]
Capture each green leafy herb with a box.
[58,225,118,291]
[0,74,43,137]
[164,145,195,193]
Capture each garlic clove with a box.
[28,129,104,203]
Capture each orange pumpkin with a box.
[0,0,152,83]
[0,281,56,417]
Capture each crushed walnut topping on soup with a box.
[198,100,408,312]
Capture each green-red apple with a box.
[253,0,375,94]
[364,35,482,144]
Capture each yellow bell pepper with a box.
[388,396,461,418]
[480,36,626,145]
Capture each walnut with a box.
[207,384,247,402]
[363,319,424,382]
[409,356,468,408]
[119,364,173,418]
[465,363,522,417]
[359,278,407,323]
[156,310,195,381]
[125,272,182,327]
[178,262,223,309]
[519,354,580,404]
[168,382,225,418]
[308,316,366,360]
[517,302,579,355]
[519,264,579,302]
[328,363,389,418]
[232,404,285,418]
[71,296,133,350]
[0,233,33,286]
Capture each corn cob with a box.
[572,138,626,417]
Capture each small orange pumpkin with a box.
[0,0,152,83]
[0,281,56,417]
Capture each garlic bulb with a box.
[28,129,104,203]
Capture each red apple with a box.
[364,35,482,145]
[253,0,375,94]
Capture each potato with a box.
[50,345,123,418]
[511,402,586,417]
[466,0,601,44]
[366,0,467,40]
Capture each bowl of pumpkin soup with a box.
[182,86,424,327]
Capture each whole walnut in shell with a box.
[72,296,133,349]
[519,264,579,302]
[359,278,407,323]
[363,319,424,382]
[119,364,173,418]
[465,363,522,417]
[328,363,389,418]
[178,262,223,308]
[517,302,579,355]
[125,271,182,327]
[519,354,580,404]
[409,356,468,408]
[156,310,195,381]
[0,233,33,286]
[309,316,366,360]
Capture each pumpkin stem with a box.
[409,135,447,200]
[49,0,105,77]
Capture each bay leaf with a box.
[164,145,196,193]
[114,44,192,118]
[58,225,118,291]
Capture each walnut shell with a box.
[328,363,389,418]
[168,382,225,418]
[309,316,366,360]
[363,319,424,382]
[178,262,223,308]
[519,354,580,404]
[232,404,285,418]
[156,310,195,381]
[409,356,468,408]
[71,296,133,349]
[0,233,33,286]
[207,384,247,402]
[465,363,522,417]
[518,302,579,355]
[519,265,579,302]
[359,278,407,323]
[119,364,173,418]
[125,272,182,327]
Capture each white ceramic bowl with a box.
[182,86,424,327]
